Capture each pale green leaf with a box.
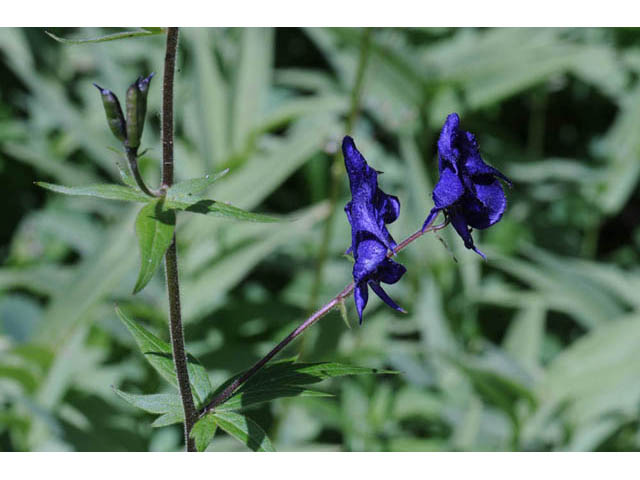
[113,389,182,416]
[212,411,275,452]
[35,182,149,203]
[166,168,230,201]
[231,28,273,152]
[167,198,279,223]
[190,413,218,452]
[45,29,165,45]
[133,199,176,294]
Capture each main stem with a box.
[161,27,197,452]
[308,28,372,310]
[201,217,448,416]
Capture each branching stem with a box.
[200,216,448,416]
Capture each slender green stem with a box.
[308,28,372,311]
[125,148,160,197]
[160,27,197,452]
[200,216,448,416]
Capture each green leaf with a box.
[35,181,149,203]
[151,411,185,428]
[113,389,181,414]
[184,28,229,167]
[245,361,397,389]
[212,411,275,452]
[133,199,176,294]
[45,28,165,45]
[113,389,185,428]
[338,299,352,329]
[166,168,230,201]
[167,198,279,223]
[231,28,274,152]
[215,359,394,412]
[115,306,213,406]
[216,387,332,412]
[190,413,218,452]
[447,355,536,424]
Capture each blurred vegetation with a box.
[1,27,640,451]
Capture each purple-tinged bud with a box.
[94,83,127,143]
[125,73,154,150]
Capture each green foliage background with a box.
[1,27,640,451]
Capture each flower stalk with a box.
[200,216,448,417]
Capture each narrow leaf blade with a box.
[45,29,164,45]
[35,181,149,203]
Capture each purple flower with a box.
[423,113,511,259]
[343,136,406,323]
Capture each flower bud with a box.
[94,84,127,143]
[125,73,154,151]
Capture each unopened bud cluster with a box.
[94,73,154,154]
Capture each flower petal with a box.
[449,211,486,259]
[463,153,512,186]
[354,282,369,324]
[467,179,507,229]
[437,113,461,169]
[376,192,400,225]
[369,282,406,314]
[377,258,407,284]
[433,166,464,209]
[352,236,387,283]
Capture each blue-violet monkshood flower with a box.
[423,113,512,259]
[343,136,407,324]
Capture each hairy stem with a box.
[201,216,448,416]
[161,28,179,189]
[160,27,197,452]
[308,28,372,310]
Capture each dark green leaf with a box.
[212,411,275,452]
[115,306,213,406]
[244,360,397,390]
[215,359,395,412]
[45,29,165,45]
[166,168,230,201]
[216,387,332,412]
[133,199,176,294]
[35,181,149,203]
[190,413,218,452]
